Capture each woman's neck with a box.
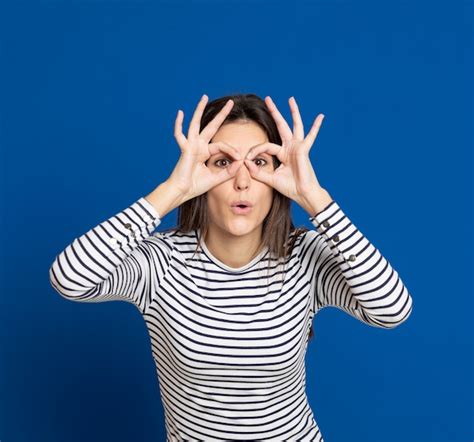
[203,226,264,269]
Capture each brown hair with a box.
[163,92,315,341]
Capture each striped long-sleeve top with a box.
[49,196,413,442]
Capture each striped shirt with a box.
[49,196,413,441]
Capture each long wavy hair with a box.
[163,93,315,341]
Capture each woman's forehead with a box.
[223,142,271,156]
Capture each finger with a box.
[289,96,304,140]
[174,109,187,148]
[188,94,209,139]
[304,114,325,151]
[200,99,235,142]
[244,158,274,186]
[208,141,242,160]
[246,142,285,163]
[264,96,293,141]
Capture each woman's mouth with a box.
[230,205,252,215]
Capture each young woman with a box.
[49,93,413,442]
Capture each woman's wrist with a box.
[144,180,186,219]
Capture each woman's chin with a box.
[225,220,258,236]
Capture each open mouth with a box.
[231,204,252,214]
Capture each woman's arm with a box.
[298,196,413,329]
[50,94,243,315]
[49,181,183,315]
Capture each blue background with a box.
[1,0,472,441]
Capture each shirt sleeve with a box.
[297,199,413,329]
[49,196,174,315]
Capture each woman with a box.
[49,93,413,441]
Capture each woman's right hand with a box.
[167,94,244,202]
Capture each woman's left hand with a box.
[242,96,327,209]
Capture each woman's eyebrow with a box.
[210,143,271,159]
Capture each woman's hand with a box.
[242,96,327,208]
[167,94,244,202]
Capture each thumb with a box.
[244,159,273,186]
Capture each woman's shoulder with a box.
[150,227,198,251]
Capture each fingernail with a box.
[202,94,207,100]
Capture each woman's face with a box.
[206,120,274,238]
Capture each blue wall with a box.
[1,0,471,441]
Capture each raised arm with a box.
[49,94,253,315]
[237,95,413,329]
[49,181,182,315]
[298,197,413,329]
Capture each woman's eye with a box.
[253,158,268,167]
[214,158,232,168]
